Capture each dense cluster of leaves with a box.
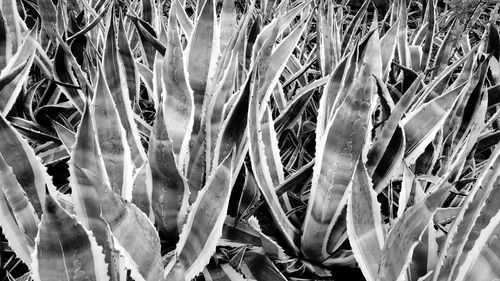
[1,0,500,280]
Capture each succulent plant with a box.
[0,0,500,280]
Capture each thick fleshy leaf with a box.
[0,9,8,69]
[66,2,110,42]
[53,31,93,98]
[413,46,477,107]
[367,75,422,176]
[52,121,76,153]
[432,20,460,76]
[203,7,252,173]
[137,62,154,97]
[173,0,193,37]
[451,178,500,280]
[38,0,58,42]
[317,10,335,75]
[163,9,194,165]
[78,168,165,281]
[126,13,156,68]
[203,262,247,281]
[434,144,500,281]
[0,187,32,265]
[240,248,288,281]
[262,105,297,221]
[434,207,460,225]
[347,158,384,281]
[317,46,358,139]
[460,221,500,281]
[117,12,140,106]
[454,204,500,281]
[403,84,465,164]
[258,21,307,109]
[234,166,261,222]
[248,71,300,254]
[275,76,328,134]
[359,29,383,79]
[0,154,39,251]
[421,0,435,70]
[69,99,115,278]
[380,19,399,79]
[0,30,37,114]
[253,0,310,55]
[221,216,262,247]
[165,155,233,281]
[129,16,166,57]
[378,184,450,281]
[147,100,190,241]
[446,58,489,154]
[220,0,237,54]
[103,11,146,168]
[396,0,411,68]
[69,99,107,224]
[302,65,374,262]
[340,0,368,54]
[1,0,23,59]
[93,65,133,199]
[53,44,85,113]
[205,52,237,174]
[212,72,252,175]
[131,163,151,218]
[261,106,284,186]
[372,125,406,192]
[0,112,54,216]
[32,195,109,281]
[187,0,217,134]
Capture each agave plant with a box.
[1,0,500,280]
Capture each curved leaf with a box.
[367,75,422,176]
[435,144,500,281]
[32,195,109,281]
[248,71,299,254]
[0,187,32,265]
[347,158,384,281]
[93,66,133,199]
[378,184,450,281]
[148,100,190,241]
[187,0,217,133]
[0,31,37,114]
[163,9,194,165]
[0,154,39,251]
[0,112,54,216]
[117,12,140,106]
[53,44,85,113]
[302,65,374,262]
[403,84,465,164]
[1,0,23,60]
[103,11,146,168]
[78,168,165,281]
[69,99,115,278]
[165,155,233,281]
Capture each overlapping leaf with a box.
[165,155,233,281]
[32,194,109,281]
